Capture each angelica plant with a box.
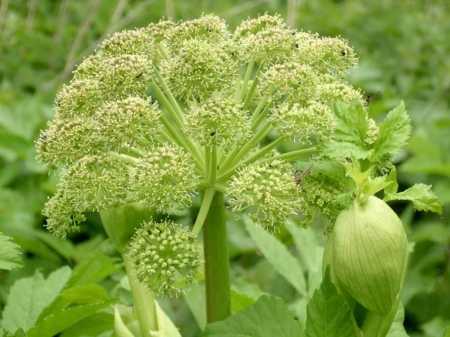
[36,14,440,337]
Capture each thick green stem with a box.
[203,192,231,322]
[124,256,158,337]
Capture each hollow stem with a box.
[123,255,158,337]
[203,191,231,322]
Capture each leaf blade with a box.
[245,219,307,296]
[0,232,22,271]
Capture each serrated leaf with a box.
[325,104,372,161]
[203,295,303,337]
[385,183,442,214]
[1,266,71,334]
[27,302,109,337]
[305,272,360,337]
[0,232,22,270]
[245,219,307,296]
[372,102,411,162]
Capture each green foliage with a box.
[0,233,21,271]
[245,219,307,296]
[304,272,360,337]
[385,184,443,214]
[203,295,303,337]
[1,267,71,334]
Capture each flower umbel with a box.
[37,14,364,298]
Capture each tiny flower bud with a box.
[159,39,237,102]
[127,220,201,296]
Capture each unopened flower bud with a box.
[331,196,409,314]
[127,220,201,296]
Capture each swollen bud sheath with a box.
[331,196,408,314]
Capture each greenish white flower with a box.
[54,79,103,118]
[74,54,153,98]
[43,155,132,236]
[271,102,335,144]
[185,92,251,146]
[159,38,237,102]
[316,80,365,106]
[234,15,295,63]
[98,28,155,56]
[295,34,358,75]
[131,145,198,211]
[167,15,228,45]
[259,62,318,106]
[228,159,300,228]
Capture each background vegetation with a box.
[0,1,449,336]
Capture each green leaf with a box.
[231,288,256,313]
[325,104,372,161]
[203,295,303,337]
[385,183,442,214]
[305,272,360,337]
[44,283,110,315]
[245,219,307,296]
[372,102,411,162]
[66,252,117,287]
[60,313,113,337]
[0,232,22,270]
[184,283,206,330]
[1,266,72,334]
[284,222,323,296]
[27,303,109,337]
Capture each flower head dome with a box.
[37,15,366,295]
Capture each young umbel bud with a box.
[127,220,201,296]
[331,196,409,314]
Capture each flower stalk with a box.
[123,255,158,337]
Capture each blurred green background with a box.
[0,1,449,337]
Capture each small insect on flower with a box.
[127,220,201,296]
